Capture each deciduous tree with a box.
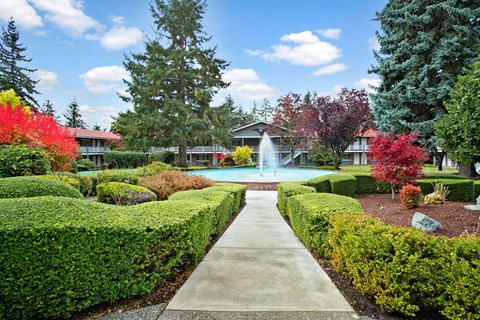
[117,0,228,167]
[369,131,429,199]
[304,88,373,170]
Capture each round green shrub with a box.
[0,145,50,178]
[0,176,83,199]
[96,169,138,185]
[77,158,96,171]
[96,182,157,205]
[148,151,176,164]
[132,162,172,177]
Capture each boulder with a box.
[412,212,443,232]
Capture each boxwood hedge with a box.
[416,179,474,201]
[304,174,333,193]
[329,174,356,197]
[96,182,157,205]
[276,182,315,217]
[0,182,245,319]
[0,176,83,199]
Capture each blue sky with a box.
[0,0,387,129]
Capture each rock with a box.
[412,212,443,232]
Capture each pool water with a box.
[189,168,334,182]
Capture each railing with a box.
[344,145,370,152]
[80,146,110,155]
[148,146,231,154]
[281,149,303,165]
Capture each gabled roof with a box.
[358,129,379,138]
[232,121,270,132]
[66,127,121,140]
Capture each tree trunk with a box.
[333,150,340,170]
[290,145,295,167]
[434,151,445,171]
[459,163,478,179]
[391,183,395,199]
[177,139,188,167]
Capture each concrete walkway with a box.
[102,191,358,320]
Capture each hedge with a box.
[329,174,356,197]
[276,182,316,217]
[416,179,474,201]
[103,151,148,168]
[209,182,247,212]
[348,172,378,194]
[0,182,246,319]
[329,214,480,319]
[0,145,50,178]
[304,174,333,193]
[424,173,467,180]
[96,182,157,205]
[474,181,480,199]
[0,176,83,199]
[148,150,176,165]
[96,169,138,185]
[287,193,363,256]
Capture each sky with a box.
[0,0,387,130]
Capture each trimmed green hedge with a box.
[349,172,378,194]
[0,176,83,199]
[276,182,316,217]
[96,169,138,185]
[148,150,176,165]
[329,214,480,319]
[416,179,474,201]
[0,182,246,319]
[209,183,247,212]
[424,173,466,180]
[287,193,363,256]
[304,174,333,193]
[329,174,356,197]
[0,145,50,178]
[474,181,480,199]
[103,151,148,168]
[96,182,157,205]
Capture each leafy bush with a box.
[287,193,363,256]
[219,153,234,166]
[96,169,138,185]
[103,151,147,168]
[139,171,213,200]
[329,174,356,197]
[416,179,474,201]
[304,174,334,193]
[209,182,247,211]
[0,145,50,178]
[474,181,480,199]
[232,145,252,165]
[97,182,157,205]
[148,150,176,164]
[0,176,83,199]
[77,158,96,171]
[309,144,334,166]
[132,162,172,177]
[349,172,378,194]
[399,184,421,209]
[277,182,316,217]
[424,183,450,205]
[424,173,466,180]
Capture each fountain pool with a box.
[189,167,334,183]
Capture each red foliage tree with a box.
[302,88,373,169]
[268,93,307,167]
[369,131,429,199]
[0,101,79,171]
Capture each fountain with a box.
[258,132,279,175]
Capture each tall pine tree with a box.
[0,18,39,109]
[64,99,87,129]
[370,0,480,170]
[117,0,229,167]
[40,99,60,123]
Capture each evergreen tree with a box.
[370,0,480,169]
[117,0,229,167]
[63,99,87,129]
[0,18,39,109]
[92,124,101,131]
[257,98,274,122]
[40,99,59,123]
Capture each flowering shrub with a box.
[139,170,213,200]
[232,145,252,165]
[399,184,422,209]
[0,94,78,171]
[219,153,234,166]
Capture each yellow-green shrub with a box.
[96,182,157,205]
[276,182,315,217]
[0,176,82,199]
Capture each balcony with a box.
[79,146,110,155]
[344,145,370,153]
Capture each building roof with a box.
[66,127,121,140]
[358,129,379,138]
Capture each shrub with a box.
[132,162,173,177]
[349,172,378,194]
[0,176,83,199]
[148,150,176,164]
[77,158,96,171]
[0,145,50,178]
[416,179,474,202]
[96,182,157,205]
[96,169,138,185]
[424,183,450,205]
[277,182,316,217]
[304,174,334,193]
[210,182,247,212]
[139,171,213,200]
[399,184,421,209]
[232,145,252,165]
[473,181,480,199]
[219,153,234,166]
[329,174,356,197]
[287,193,363,256]
[309,144,334,166]
[424,173,466,180]
[103,151,147,168]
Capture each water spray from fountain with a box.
[259,132,279,176]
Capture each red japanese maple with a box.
[0,102,79,170]
[369,131,429,199]
[211,153,226,161]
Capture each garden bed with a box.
[356,194,480,238]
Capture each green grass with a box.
[338,165,371,173]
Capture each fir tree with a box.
[63,99,87,129]
[117,0,229,167]
[40,99,59,123]
[370,0,480,169]
[0,18,39,109]
[92,124,102,131]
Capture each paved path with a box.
[102,191,358,320]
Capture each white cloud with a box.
[251,30,341,67]
[0,0,43,29]
[30,0,102,37]
[244,48,264,56]
[319,85,344,97]
[368,37,381,51]
[317,28,342,39]
[78,104,120,129]
[33,69,60,92]
[355,78,381,93]
[100,26,143,50]
[80,65,131,94]
[213,68,276,105]
[313,63,348,76]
